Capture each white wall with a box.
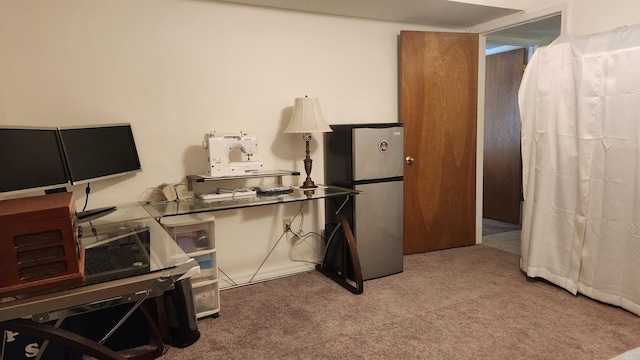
[565,0,640,35]
[0,0,447,285]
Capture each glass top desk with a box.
[0,203,198,359]
[0,202,197,323]
[143,184,355,217]
[142,182,364,295]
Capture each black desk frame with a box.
[316,196,363,294]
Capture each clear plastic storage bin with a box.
[161,213,219,318]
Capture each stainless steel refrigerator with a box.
[324,123,404,280]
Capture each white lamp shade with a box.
[284,97,332,133]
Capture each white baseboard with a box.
[218,261,318,290]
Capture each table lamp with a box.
[284,96,332,189]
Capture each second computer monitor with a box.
[58,123,142,185]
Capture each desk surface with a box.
[0,186,359,322]
[0,204,195,323]
[143,184,364,294]
[142,184,358,218]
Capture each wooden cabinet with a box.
[0,193,84,297]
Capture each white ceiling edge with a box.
[448,0,526,10]
[471,3,566,34]
[215,0,522,28]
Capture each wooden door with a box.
[400,31,478,254]
[483,48,525,224]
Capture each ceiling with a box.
[216,0,562,53]
[216,0,524,29]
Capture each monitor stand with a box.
[77,206,117,222]
[45,187,68,194]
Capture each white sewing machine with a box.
[203,131,263,177]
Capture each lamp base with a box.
[300,180,317,189]
[300,134,318,189]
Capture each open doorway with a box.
[481,15,561,255]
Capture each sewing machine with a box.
[203,131,263,177]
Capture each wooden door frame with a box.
[471,6,565,244]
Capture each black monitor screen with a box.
[59,124,141,185]
[0,127,70,194]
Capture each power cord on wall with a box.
[248,200,325,283]
[81,183,91,211]
[286,226,325,265]
[284,201,325,265]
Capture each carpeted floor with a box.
[159,245,640,360]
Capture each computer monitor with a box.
[58,123,142,185]
[0,126,71,195]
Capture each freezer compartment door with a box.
[354,180,403,280]
[353,126,404,181]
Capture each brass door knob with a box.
[406,156,415,165]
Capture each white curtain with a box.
[519,24,640,316]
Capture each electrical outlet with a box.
[282,218,292,233]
